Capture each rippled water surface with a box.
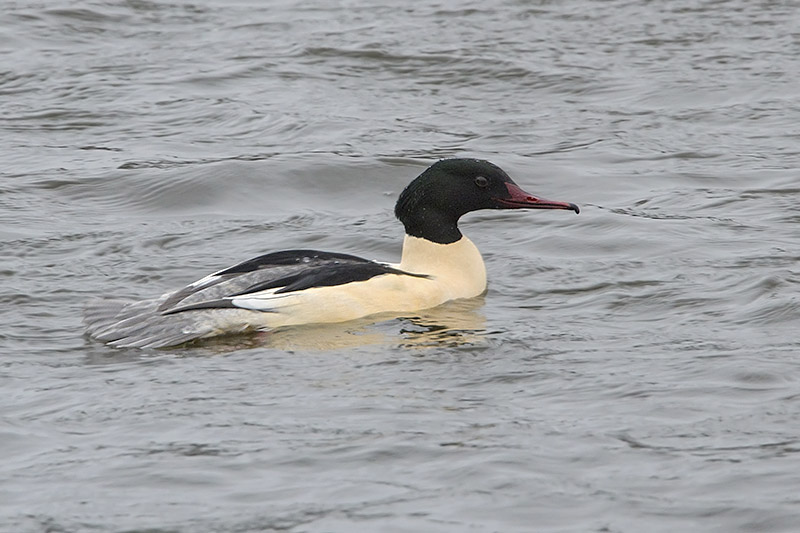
[2,1,799,531]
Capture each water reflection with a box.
[171,297,487,353]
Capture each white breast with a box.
[395,234,487,299]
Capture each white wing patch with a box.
[231,289,295,312]
[188,271,226,291]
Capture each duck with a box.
[84,158,579,348]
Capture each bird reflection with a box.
[179,296,487,352]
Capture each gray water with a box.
[2,0,799,531]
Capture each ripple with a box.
[3,0,800,532]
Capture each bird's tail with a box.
[83,297,219,349]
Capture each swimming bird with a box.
[84,159,579,348]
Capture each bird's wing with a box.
[157,249,424,314]
[85,249,422,348]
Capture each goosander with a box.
[84,159,579,348]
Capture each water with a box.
[2,0,799,531]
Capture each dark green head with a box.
[395,158,579,244]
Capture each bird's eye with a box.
[475,176,489,188]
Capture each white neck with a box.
[397,234,487,299]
